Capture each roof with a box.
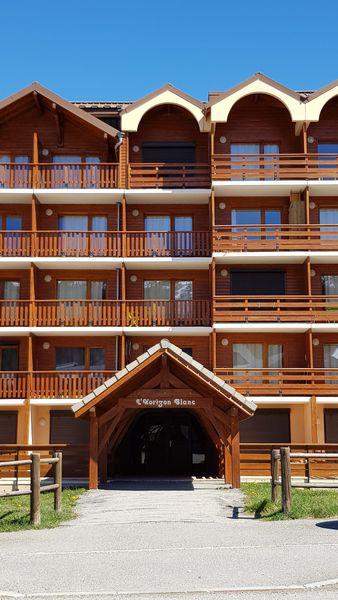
[0,82,120,138]
[72,339,256,418]
[120,83,204,115]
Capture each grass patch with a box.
[0,488,86,532]
[242,482,338,520]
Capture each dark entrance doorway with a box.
[113,409,218,477]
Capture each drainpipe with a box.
[115,268,120,371]
[114,131,124,155]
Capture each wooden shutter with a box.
[0,411,17,443]
[50,410,89,444]
[324,409,338,443]
[240,409,290,443]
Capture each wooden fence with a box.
[0,451,62,525]
[271,447,338,513]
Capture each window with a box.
[230,270,286,295]
[144,280,170,300]
[233,343,282,383]
[0,344,19,370]
[240,409,290,443]
[144,215,193,256]
[230,144,279,180]
[142,142,196,163]
[0,411,17,443]
[319,208,338,239]
[0,281,20,300]
[321,275,338,308]
[56,347,85,371]
[323,344,338,384]
[324,409,338,443]
[58,215,108,255]
[182,347,193,357]
[55,347,105,371]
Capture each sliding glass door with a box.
[145,216,171,255]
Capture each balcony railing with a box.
[0,231,211,257]
[215,368,338,395]
[0,301,30,326]
[1,300,210,327]
[0,163,119,189]
[213,225,338,252]
[2,369,338,399]
[214,296,338,323]
[128,163,210,188]
[125,231,210,257]
[32,371,116,399]
[212,153,338,181]
[125,300,210,327]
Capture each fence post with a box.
[30,453,41,526]
[54,451,62,513]
[271,449,279,503]
[280,446,291,514]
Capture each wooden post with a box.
[53,451,62,512]
[271,449,280,503]
[31,194,38,256]
[280,446,291,514]
[120,333,126,369]
[209,189,215,253]
[32,132,39,188]
[30,452,41,525]
[209,331,217,372]
[230,408,241,488]
[122,193,127,256]
[89,408,99,489]
[29,264,36,327]
[121,263,126,327]
[310,395,318,443]
[224,437,232,485]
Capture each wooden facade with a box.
[1,75,338,486]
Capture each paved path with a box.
[0,480,337,600]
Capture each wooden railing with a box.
[215,368,338,395]
[32,371,116,399]
[213,224,338,252]
[0,231,33,256]
[35,300,122,327]
[214,295,338,322]
[36,231,122,257]
[0,163,119,189]
[128,163,210,188]
[0,300,30,326]
[212,153,338,180]
[240,443,338,477]
[0,444,87,479]
[125,300,211,326]
[0,372,28,398]
[125,231,210,257]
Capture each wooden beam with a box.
[160,354,169,388]
[98,409,124,455]
[310,396,318,443]
[33,91,43,115]
[52,102,64,146]
[230,407,241,488]
[305,257,312,296]
[89,408,99,489]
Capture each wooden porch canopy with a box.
[72,340,256,489]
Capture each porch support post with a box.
[230,407,241,489]
[89,408,99,489]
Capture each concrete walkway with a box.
[0,480,337,599]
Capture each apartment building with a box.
[0,73,338,487]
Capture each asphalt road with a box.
[0,481,337,600]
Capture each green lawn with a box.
[242,482,338,520]
[0,488,86,532]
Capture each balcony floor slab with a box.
[0,189,33,203]
[125,189,210,204]
[34,189,125,204]
[124,257,211,269]
[123,326,212,336]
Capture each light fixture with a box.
[130,274,137,282]
[132,342,140,351]
[221,338,229,346]
[310,269,316,277]
[42,342,50,350]
[220,269,228,277]
[218,202,226,210]
[219,136,227,144]
[44,275,52,283]
[132,209,139,217]
[132,145,139,153]
[313,338,320,346]
[42,148,49,156]
[45,208,53,216]
[307,136,315,144]
[309,201,316,210]
[39,418,47,427]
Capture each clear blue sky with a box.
[1,0,338,102]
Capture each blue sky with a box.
[1,0,338,102]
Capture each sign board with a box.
[120,392,213,409]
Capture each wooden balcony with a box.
[125,300,211,327]
[215,368,338,395]
[214,296,338,322]
[31,371,116,399]
[0,231,210,257]
[213,225,338,252]
[128,163,210,188]
[34,300,122,327]
[2,369,338,399]
[212,153,338,181]
[0,163,119,189]
[125,231,210,257]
